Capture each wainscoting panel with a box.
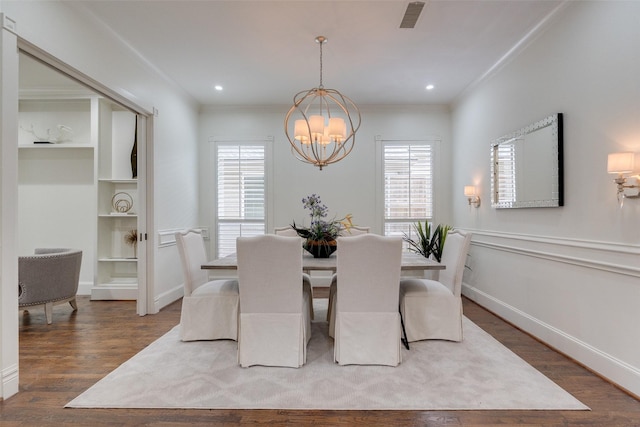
[461,230,640,397]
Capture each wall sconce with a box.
[607,152,640,207]
[464,185,481,208]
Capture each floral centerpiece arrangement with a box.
[291,194,353,258]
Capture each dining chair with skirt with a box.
[175,229,239,341]
[327,225,370,323]
[399,229,471,342]
[332,234,403,366]
[274,226,315,320]
[236,234,312,368]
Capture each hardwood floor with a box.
[2,293,640,426]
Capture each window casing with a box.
[380,140,436,248]
[214,141,268,258]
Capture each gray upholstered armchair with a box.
[18,248,82,324]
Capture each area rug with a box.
[67,300,588,410]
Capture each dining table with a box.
[201,251,445,272]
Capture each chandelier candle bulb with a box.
[328,117,346,141]
[294,120,311,144]
[310,115,325,136]
[321,129,331,145]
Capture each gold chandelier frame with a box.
[284,36,361,170]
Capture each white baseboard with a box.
[90,286,137,300]
[462,282,640,398]
[77,281,93,296]
[1,363,19,399]
[154,284,184,313]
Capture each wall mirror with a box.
[491,113,563,209]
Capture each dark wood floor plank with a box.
[1,293,639,426]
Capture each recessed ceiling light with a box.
[213,85,223,91]
[426,84,434,90]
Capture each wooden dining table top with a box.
[201,251,445,272]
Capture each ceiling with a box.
[26,1,565,106]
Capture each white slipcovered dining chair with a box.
[175,229,239,341]
[327,226,370,324]
[274,226,315,320]
[236,234,312,368]
[399,229,471,343]
[332,234,403,366]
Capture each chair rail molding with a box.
[2,14,17,34]
[464,229,640,278]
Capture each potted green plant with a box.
[403,221,451,262]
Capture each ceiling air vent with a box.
[400,1,425,29]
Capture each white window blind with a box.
[216,143,265,257]
[382,142,434,245]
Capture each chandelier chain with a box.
[319,39,323,88]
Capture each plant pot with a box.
[303,239,337,258]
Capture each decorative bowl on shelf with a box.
[111,192,133,214]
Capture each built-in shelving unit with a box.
[93,98,139,300]
[18,94,142,301]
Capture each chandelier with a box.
[284,36,361,170]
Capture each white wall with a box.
[198,104,453,257]
[452,1,640,396]
[18,147,96,286]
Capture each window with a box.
[380,140,435,247]
[214,141,268,258]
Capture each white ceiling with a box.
[27,1,565,106]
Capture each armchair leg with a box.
[45,302,53,324]
[69,298,78,311]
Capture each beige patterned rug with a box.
[66,300,588,410]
